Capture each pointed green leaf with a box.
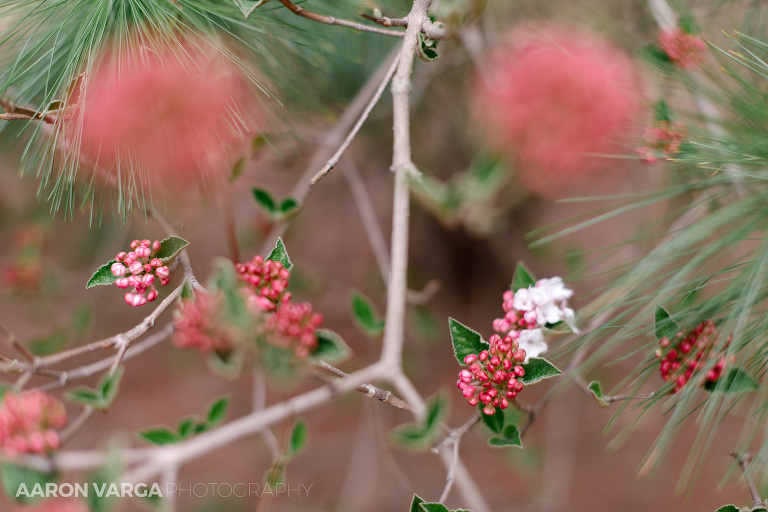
[1,463,57,504]
[252,187,277,214]
[417,33,439,62]
[588,380,609,408]
[280,197,301,216]
[511,262,536,291]
[266,237,293,271]
[155,236,190,265]
[425,391,448,431]
[206,396,229,427]
[287,419,308,458]
[654,100,672,123]
[230,157,246,182]
[86,260,118,288]
[714,506,739,512]
[312,329,351,363]
[519,358,562,385]
[64,388,103,408]
[704,368,759,394]
[488,424,522,448]
[178,417,195,439]
[654,305,679,341]
[138,427,182,445]
[99,366,124,406]
[480,406,504,434]
[350,290,385,337]
[411,495,427,512]
[449,318,489,364]
[541,321,573,336]
[390,423,432,451]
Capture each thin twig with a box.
[276,0,405,38]
[252,368,281,459]
[731,452,765,507]
[310,54,401,186]
[313,360,411,411]
[360,12,408,28]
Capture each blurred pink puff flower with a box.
[74,38,253,192]
[0,390,68,456]
[15,499,89,512]
[473,26,643,198]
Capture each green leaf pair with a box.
[350,290,385,337]
[253,188,302,221]
[138,396,230,445]
[410,494,470,512]
[391,392,448,451]
[65,367,124,411]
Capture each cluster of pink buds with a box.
[111,239,171,307]
[263,301,323,358]
[457,334,527,415]
[172,292,239,353]
[656,320,732,392]
[235,256,291,312]
[637,121,686,164]
[0,390,68,456]
[659,28,708,69]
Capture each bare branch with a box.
[731,452,765,507]
[310,54,401,187]
[276,0,405,38]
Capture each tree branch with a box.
[276,0,405,38]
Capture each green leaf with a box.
[252,187,277,214]
[411,495,427,512]
[420,504,450,512]
[280,197,301,216]
[511,261,536,291]
[181,280,195,300]
[230,157,246,182]
[449,318,489,364]
[208,349,243,380]
[488,424,522,448]
[233,0,271,18]
[390,423,432,451]
[206,396,229,427]
[588,380,609,408]
[312,329,351,363]
[86,260,118,288]
[678,14,700,34]
[519,358,562,385]
[654,305,679,341]
[266,237,293,271]
[28,330,68,356]
[714,506,739,512]
[425,391,448,431]
[64,387,103,408]
[480,405,504,434]
[138,427,182,445]
[99,367,124,406]
[704,368,759,394]
[639,44,674,71]
[350,290,385,337]
[0,463,57,504]
[417,33,439,62]
[287,419,308,458]
[654,99,672,123]
[541,321,573,336]
[177,417,195,439]
[155,236,190,265]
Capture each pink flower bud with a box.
[129,261,144,275]
[135,245,151,258]
[150,258,162,268]
[141,239,151,247]
[111,262,127,277]
[115,277,130,289]
[130,240,140,250]
[152,240,162,252]
[463,354,478,365]
[155,266,170,279]
[124,252,138,265]
[142,274,155,286]
[116,252,127,262]
[482,404,496,415]
[146,289,159,302]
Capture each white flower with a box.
[537,277,573,302]
[517,328,547,362]
[513,288,534,311]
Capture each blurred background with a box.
[2,0,768,510]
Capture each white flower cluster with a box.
[509,277,578,361]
